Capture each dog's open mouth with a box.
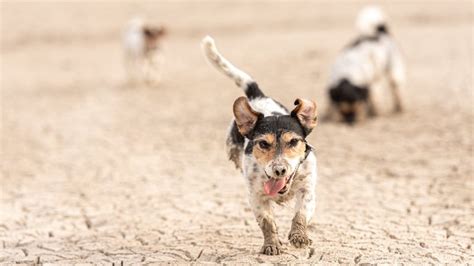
[263,173,295,196]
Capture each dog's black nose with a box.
[343,113,356,124]
[274,166,287,177]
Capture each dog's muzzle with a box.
[263,170,296,196]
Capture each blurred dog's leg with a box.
[322,103,337,122]
[367,89,378,117]
[124,54,139,86]
[145,52,164,87]
[390,80,403,113]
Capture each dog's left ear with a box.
[291,98,318,135]
[233,96,262,137]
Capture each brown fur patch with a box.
[233,97,262,137]
[143,26,166,52]
[252,134,276,165]
[338,101,367,122]
[281,132,306,159]
[252,132,306,166]
[339,102,354,113]
[291,98,318,131]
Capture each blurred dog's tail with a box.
[201,36,264,100]
[356,6,389,36]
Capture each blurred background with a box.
[1,1,473,264]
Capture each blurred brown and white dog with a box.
[325,6,406,124]
[202,36,318,255]
[123,18,166,86]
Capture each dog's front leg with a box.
[366,91,378,117]
[288,182,316,248]
[250,195,281,255]
[321,102,337,122]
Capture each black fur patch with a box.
[329,79,368,124]
[229,121,245,146]
[329,79,369,104]
[376,24,389,34]
[304,143,313,159]
[245,82,265,100]
[342,112,356,124]
[251,116,306,139]
[348,35,380,48]
[244,140,255,154]
[348,23,389,48]
[244,115,306,154]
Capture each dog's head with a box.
[142,26,166,50]
[233,97,317,196]
[329,79,368,124]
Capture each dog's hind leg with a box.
[388,45,405,113]
[366,88,378,117]
[226,121,244,170]
[321,102,337,122]
[389,80,403,113]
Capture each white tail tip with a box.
[201,36,216,55]
[202,35,215,47]
[356,6,386,36]
[200,35,253,89]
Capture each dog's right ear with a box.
[291,98,318,136]
[233,96,262,137]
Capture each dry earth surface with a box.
[1,1,473,264]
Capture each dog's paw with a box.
[393,105,403,113]
[368,109,378,117]
[288,231,312,248]
[261,242,282,255]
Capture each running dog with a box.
[202,36,318,255]
[325,6,406,124]
[123,18,166,86]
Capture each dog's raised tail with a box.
[201,36,264,100]
[356,6,389,36]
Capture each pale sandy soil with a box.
[1,1,473,264]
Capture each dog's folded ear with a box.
[233,96,262,137]
[291,98,318,135]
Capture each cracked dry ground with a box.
[1,1,473,264]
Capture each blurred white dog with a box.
[123,18,166,86]
[325,6,406,124]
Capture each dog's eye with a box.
[288,138,300,148]
[258,140,271,150]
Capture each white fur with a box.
[202,36,254,90]
[356,6,386,36]
[249,98,288,117]
[124,18,145,58]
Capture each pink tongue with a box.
[263,178,287,196]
